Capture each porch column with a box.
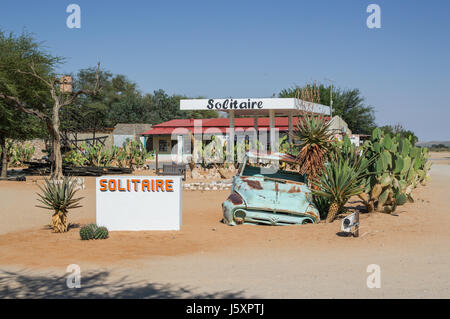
[253,116,258,154]
[288,111,293,146]
[155,137,159,174]
[228,110,235,162]
[269,109,276,152]
[177,135,183,163]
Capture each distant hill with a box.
[416,141,450,147]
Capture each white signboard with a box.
[96,176,182,231]
[180,98,330,114]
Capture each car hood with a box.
[233,175,319,220]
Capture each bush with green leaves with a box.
[63,140,150,168]
[13,143,35,165]
[0,140,35,167]
[63,149,87,166]
[81,142,113,167]
[121,138,150,167]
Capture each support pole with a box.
[269,109,276,152]
[288,111,293,149]
[155,138,159,174]
[253,116,258,155]
[177,135,183,164]
[228,110,235,163]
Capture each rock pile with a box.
[183,180,232,191]
[190,165,237,180]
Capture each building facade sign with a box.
[180,98,330,114]
[96,176,182,231]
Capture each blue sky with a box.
[1,0,449,141]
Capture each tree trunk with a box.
[51,134,63,180]
[50,102,63,180]
[0,135,8,179]
[51,210,68,232]
[326,202,340,223]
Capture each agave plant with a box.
[292,114,333,180]
[36,177,83,233]
[311,152,373,223]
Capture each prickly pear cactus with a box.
[359,128,431,214]
[94,226,109,240]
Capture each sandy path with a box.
[0,158,449,298]
[0,177,96,235]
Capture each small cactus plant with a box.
[94,226,109,240]
[80,223,109,240]
[80,225,95,240]
[86,223,98,231]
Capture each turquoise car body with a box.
[222,152,320,226]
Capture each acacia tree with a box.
[0,104,45,178]
[0,31,52,178]
[0,31,100,179]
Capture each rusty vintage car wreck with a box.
[222,152,320,226]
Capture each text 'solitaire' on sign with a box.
[96,176,182,231]
[99,178,174,192]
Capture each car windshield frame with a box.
[238,154,306,184]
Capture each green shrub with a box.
[63,140,150,168]
[122,139,150,167]
[63,149,87,166]
[0,140,35,167]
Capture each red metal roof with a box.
[140,116,330,135]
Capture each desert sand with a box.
[0,153,449,298]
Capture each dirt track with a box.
[0,154,449,298]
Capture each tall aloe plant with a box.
[292,115,333,180]
[36,177,83,233]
